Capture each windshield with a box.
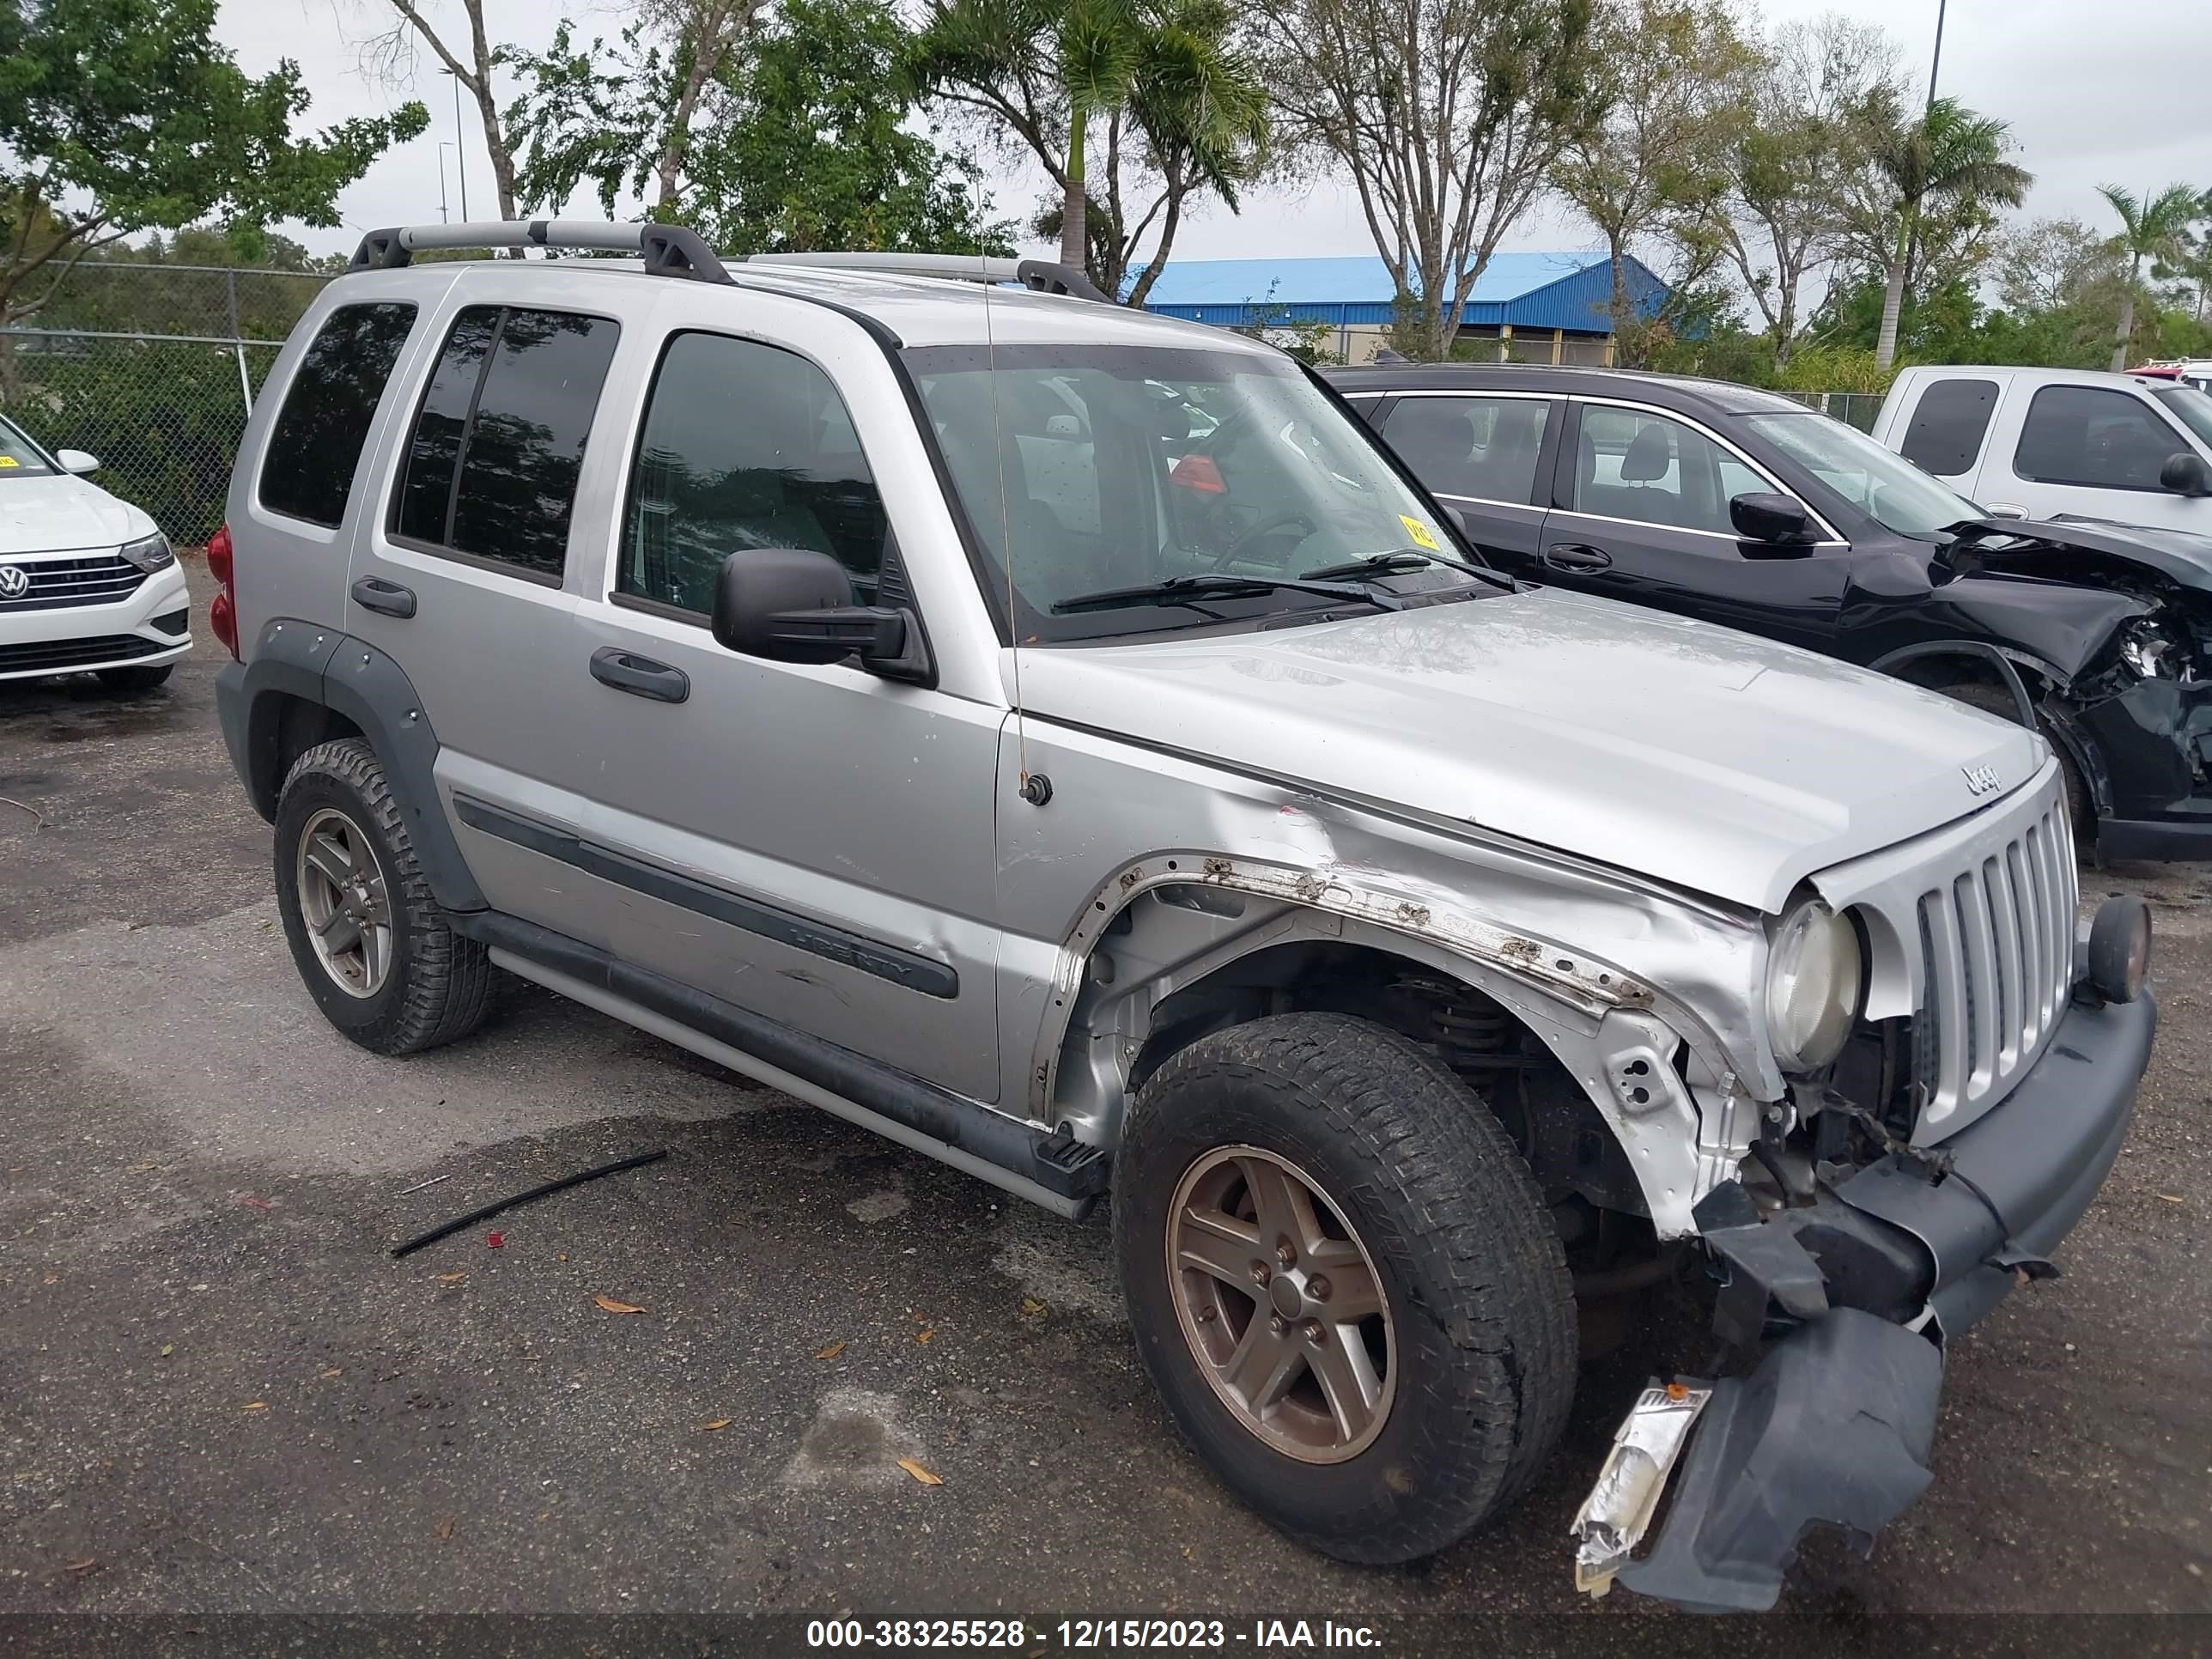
[904,343,1481,641]
[2152,384,2212,449]
[1738,410,1978,537]
[0,416,55,477]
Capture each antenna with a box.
[982,216,1046,807]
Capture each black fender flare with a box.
[223,618,487,912]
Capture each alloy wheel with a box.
[294,805,393,999]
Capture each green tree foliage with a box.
[508,0,1012,256]
[902,0,1265,298]
[2097,182,2203,370]
[0,0,426,329]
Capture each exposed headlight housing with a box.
[1765,898,1865,1073]
[120,532,174,574]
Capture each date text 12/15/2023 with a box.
[804,1619,1385,1649]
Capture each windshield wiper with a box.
[1051,574,1402,616]
[1299,548,1516,591]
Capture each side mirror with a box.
[1729,490,1816,546]
[710,546,925,678]
[55,449,100,475]
[2160,451,2210,497]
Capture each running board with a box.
[454,911,1108,1218]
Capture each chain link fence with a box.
[1772,390,1886,433]
[0,263,334,546]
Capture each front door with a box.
[1540,400,1849,652]
[557,315,1005,1102]
[1375,392,1560,577]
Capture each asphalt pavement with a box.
[2,559,2207,1654]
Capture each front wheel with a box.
[1113,1012,1577,1565]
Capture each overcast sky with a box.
[227,0,2212,266]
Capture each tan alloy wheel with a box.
[1165,1144,1395,1464]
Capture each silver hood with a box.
[1016,588,2044,913]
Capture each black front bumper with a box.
[1614,988,2155,1612]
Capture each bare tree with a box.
[1552,0,1754,365]
[1253,0,1598,361]
[1716,15,1898,371]
[358,0,521,224]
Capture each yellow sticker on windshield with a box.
[1399,514,1438,550]
[0,457,17,468]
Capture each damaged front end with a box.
[1577,787,2160,1611]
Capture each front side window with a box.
[392,305,621,579]
[2014,385,2187,492]
[2150,384,2212,450]
[1382,396,1549,505]
[904,343,1485,642]
[1899,377,1997,477]
[1569,405,1746,536]
[258,301,417,526]
[619,332,885,615]
[0,415,55,477]
[1739,410,1977,538]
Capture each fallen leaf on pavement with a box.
[592,1294,645,1315]
[1019,1297,1047,1318]
[2155,1193,2184,1204]
[320,1367,343,1379]
[815,1340,846,1361]
[556,1253,568,1262]
[896,1458,944,1486]
[436,1273,466,1285]
[159,1344,173,1358]
[702,1419,732,1431]
[436,1517,455,1541]
[63,1559,98,1575]
[237,1195,272,1212]
[915,1328,934,1345]
[241,1401,267,1413]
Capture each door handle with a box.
[590,646,690,704]
[1543,543,1613,571]
[350,576,416,618]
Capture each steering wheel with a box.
[1209,510,1317,573]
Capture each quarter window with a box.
[392,305,621,579]
[1569,405,1743,536]
[618,331,887,615]
[1381,396,1548,505]
[2014,386,2185,491]
[258,301,417,527]
[1899,377,1997,476]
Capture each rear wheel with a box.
[273,738,491,1055]
[1114,1012,1577,1564]
[96,664,172,694]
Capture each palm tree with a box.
[1870,97,2032,371]
[2098,182,2203,368]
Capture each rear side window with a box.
[258,302,417,527]
[619,331,887,614]
[1899,377,1996,477]
[1382,395,1548,504]
[392,305,621,580]
[2014,386,2183,492]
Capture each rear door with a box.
[1997,380,2212,531]
[1540,398,1850,651]
[1892,374,2003,495]
[1374,391,1559,577]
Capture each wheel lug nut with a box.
[1250,1263,1270,1286]
[1276,1242,1296,1268]
[1308,1274,1331,1301]
[1304,1320,1323,1344]
[1269,1314,1286,1334]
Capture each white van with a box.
[1872,365,2212,532]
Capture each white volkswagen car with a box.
[0,413,191,692]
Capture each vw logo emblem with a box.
[0,564,29,599]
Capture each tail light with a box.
[207,524,239,659]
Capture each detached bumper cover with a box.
[1614,989,2154,1613]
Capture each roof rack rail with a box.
[345,220,1111,304]
[346,220,730,283]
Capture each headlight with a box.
[2118,618,2179,679]
[120,532,174,573]
[1765,898,1864,1073]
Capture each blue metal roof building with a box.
[1131,252,1668,360]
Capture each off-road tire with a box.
[1942,679,2090,836]
[1114,1012,1577,1565]
[95,664,172,694]
[273,737,492,1055]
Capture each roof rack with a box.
[346,220,1109,303]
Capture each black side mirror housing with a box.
[710,547,927,679]
[1730,490,1817,547]
[2160,451,2210,497]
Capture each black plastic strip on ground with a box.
[449,793,958,1000]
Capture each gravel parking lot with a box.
[3,559,2208,1650]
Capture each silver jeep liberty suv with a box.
[213,221,2157,1611]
